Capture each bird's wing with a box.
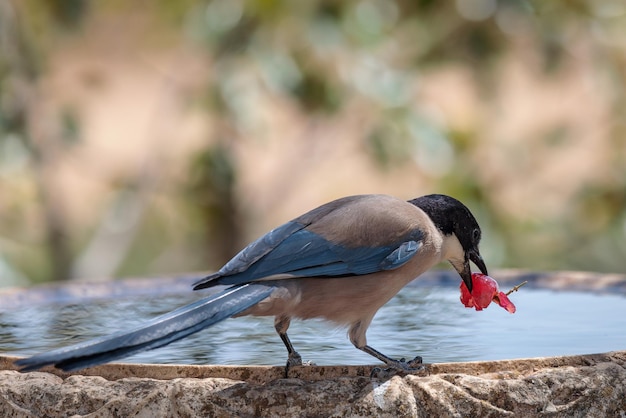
[193,195,425,290]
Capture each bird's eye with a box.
[472,229,480,242]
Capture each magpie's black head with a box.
[409,194,488,292]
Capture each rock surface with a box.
[1,351,625,417]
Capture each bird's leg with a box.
[279,332,303,367]
[274,316,302,376]
[349,320,424,377]
[358,345,424,373]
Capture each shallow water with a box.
[2,284,625,366]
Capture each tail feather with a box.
[15,283,275,372]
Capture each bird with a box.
[15,193,488,374]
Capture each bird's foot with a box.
[284,351,303,378]
[287,351,303,367]
[370,356,427,379]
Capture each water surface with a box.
[2,281,625,366]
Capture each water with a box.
[2,283,625,366]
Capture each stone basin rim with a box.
[2,350,625,385]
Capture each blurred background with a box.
[0,0,625,287]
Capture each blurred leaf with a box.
[44,0,89,28]
[366,128,405,169]
[186,142,242,265]
[290,65,341,113]
[60,107,81,146]
[574,184,626,234]
[188,142,236,199]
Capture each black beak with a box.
[459,250,488,293]
[470,250,488,276]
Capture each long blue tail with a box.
[15,283,275,372]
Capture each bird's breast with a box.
[243,242,442,325]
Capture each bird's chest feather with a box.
[287,247,441,324]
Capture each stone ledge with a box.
[2,351,625,417]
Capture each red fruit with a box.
[460,273,516,313]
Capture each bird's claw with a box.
[286,351,303,367]
[407,355,423,368]
[284,351,303,377]
[370,356,427,379]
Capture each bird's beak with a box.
[458,258,473,293]
[470,250,488,277]
[457,250,488,293]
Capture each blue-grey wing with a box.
[194,227,423,289]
